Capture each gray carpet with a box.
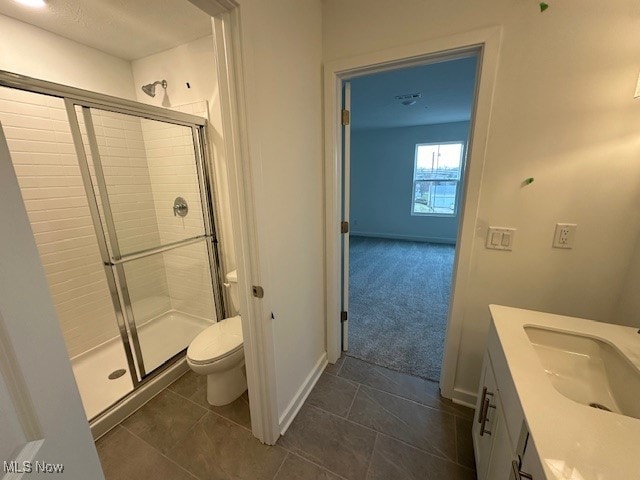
[347,236,455,381]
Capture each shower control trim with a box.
[173,197,188,217]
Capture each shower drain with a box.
[589,402,612,412]
[108,369,127,380]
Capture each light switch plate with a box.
[486,227,516,251]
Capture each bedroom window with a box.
[412,142,464,216]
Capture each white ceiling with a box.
[0,0,213,60]
[350,55,478,130]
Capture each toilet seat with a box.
[187,315,243,365]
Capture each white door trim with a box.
[210,8,280,444]
[341,81,351,351]
[0,123,105,477]
[324,26,503,400]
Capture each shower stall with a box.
[0,71,226,425]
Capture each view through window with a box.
[412,142,464,216]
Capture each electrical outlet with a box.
[553,223,577,249]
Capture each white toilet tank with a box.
[225,270,239,313]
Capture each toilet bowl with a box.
[186,270,246,406]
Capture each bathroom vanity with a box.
[473,305,640,480]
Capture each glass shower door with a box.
[69,104,224,378]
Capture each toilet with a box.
[186,270,246,406]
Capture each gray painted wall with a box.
[350,121,470,243]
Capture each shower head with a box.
[141,80,167,97]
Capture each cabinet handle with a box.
[512,460,533,480]
[480,399,496,437]
[478,387,488,423]
[479,392,495,436]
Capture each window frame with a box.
[411,141,465,217]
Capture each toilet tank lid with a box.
[187,315,243,363]
[226,270,237,283]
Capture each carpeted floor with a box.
[347,236,455,381]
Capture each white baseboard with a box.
[278,352,327,435]
[452,386,477,409]
[350,231,456,245]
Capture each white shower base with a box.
[71,335,134,420]
[137,310,215,373]
[71,310,214,420]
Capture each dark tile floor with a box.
[97,356,476,480]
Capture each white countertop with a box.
[489,305,640,480]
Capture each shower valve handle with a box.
[173,197,189,217]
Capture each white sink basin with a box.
[524,326,640,419]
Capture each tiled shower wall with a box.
[82,109,172,323]
[142,101,217,321]
[0,87,120,357]
[1,89,216,358]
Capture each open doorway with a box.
[342,54,479,382]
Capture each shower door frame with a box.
[0,70,227,390]
[66,101,226,382]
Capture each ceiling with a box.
[0,0,213,60]
[350,56,478,130]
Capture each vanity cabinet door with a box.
[484,399,516,480]
[519,434,545,479]
[473,353,501,480]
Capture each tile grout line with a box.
[287,451,352,480]
[355,386,456,463]
[203,406,254,434]
[346,384,360,418]
[167,383,255,434]
[377,432,476,473]
[117,390,209,451]
[363,383,462,418]
[363,432,379,480]
[118,423,203,480]
[303,403,463,467]
[340,359,474,419]
[454,415,460,467]
[344,379,473,421]
[270,451,289,480]
[335,356,346,376]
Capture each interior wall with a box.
[324,0,640,399]
[236,0,325,420]
[0,15,135,100]
[131,36,237,284]
[351,121,469,243]
[614,231,640,327]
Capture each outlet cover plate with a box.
[553,223,577,249]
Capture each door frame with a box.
[324,26,502,402]
[341,81,351,351]
[209,7,280,444]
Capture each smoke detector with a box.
[395,93,421,106]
